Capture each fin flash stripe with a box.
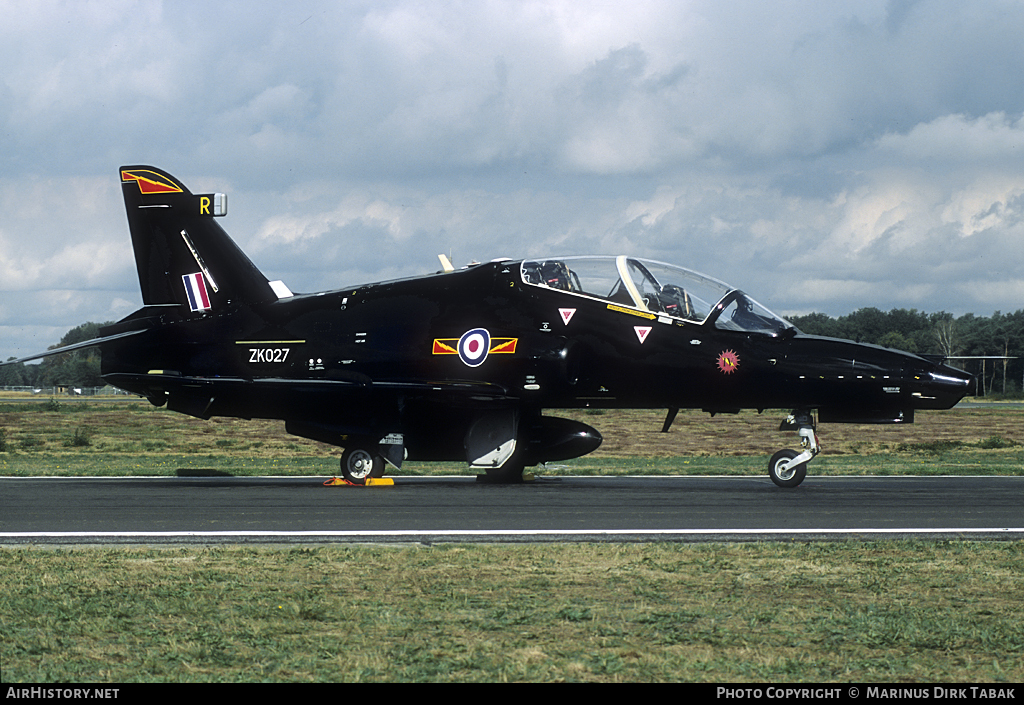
[121,169,183,194]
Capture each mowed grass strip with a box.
[1,402,1023,477]
[2,402,1022,684]
[2,542,1022,683]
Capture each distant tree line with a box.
[789,308,1024,397]
[3,312,1024,396]
[1,322,111,389]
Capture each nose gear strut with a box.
[769,410,819,488]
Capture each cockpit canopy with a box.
[520,255,796,336]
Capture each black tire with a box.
[768,449,807,488]
[478,455,527,484]
[340,447,384,485]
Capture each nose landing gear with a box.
[769,411,819,488]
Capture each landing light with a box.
[930,372,969,385]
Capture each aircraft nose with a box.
[964,371,978,397]
[916,362,974,408]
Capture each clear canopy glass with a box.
[520,256,795,336]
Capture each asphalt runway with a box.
[1,474,1022,544]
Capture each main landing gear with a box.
[768,410,819,488]
[340,446,386,485]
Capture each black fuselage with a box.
[100,259,972,463]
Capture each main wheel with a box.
[477,455,528,484]
[768,449,807,488]
[340,447,384,485]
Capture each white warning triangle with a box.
[634,326,652,343]
[559,308,576,325]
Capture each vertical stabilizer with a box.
[119,165,276,310]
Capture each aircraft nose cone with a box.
[916,362,974,409]
[965,373,978,397]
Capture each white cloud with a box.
[875,112,1024,164]
[954,279,1024,311]
[4,0,1024,359]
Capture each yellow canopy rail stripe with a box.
[235,340,306,344]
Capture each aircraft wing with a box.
[1,329,148,366]
[102,372,514,417]
[104,372,511,397]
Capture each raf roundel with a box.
[458,328,491,367]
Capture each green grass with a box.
[2,401,1022,683]
[0,453,342,477]
[2,542,1022,682]
[3,450,1022,478]
[1,400,1022,477]
[547,451,1024,477]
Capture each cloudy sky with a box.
[3,0,1024,361]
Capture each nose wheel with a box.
[769,449,807,487]
[769,411,819,488]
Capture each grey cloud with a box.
[4,1,1024,359]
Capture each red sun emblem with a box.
[717,350,740,374]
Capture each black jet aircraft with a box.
[8,166,974,487]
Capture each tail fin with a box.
[120,165,279,310]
